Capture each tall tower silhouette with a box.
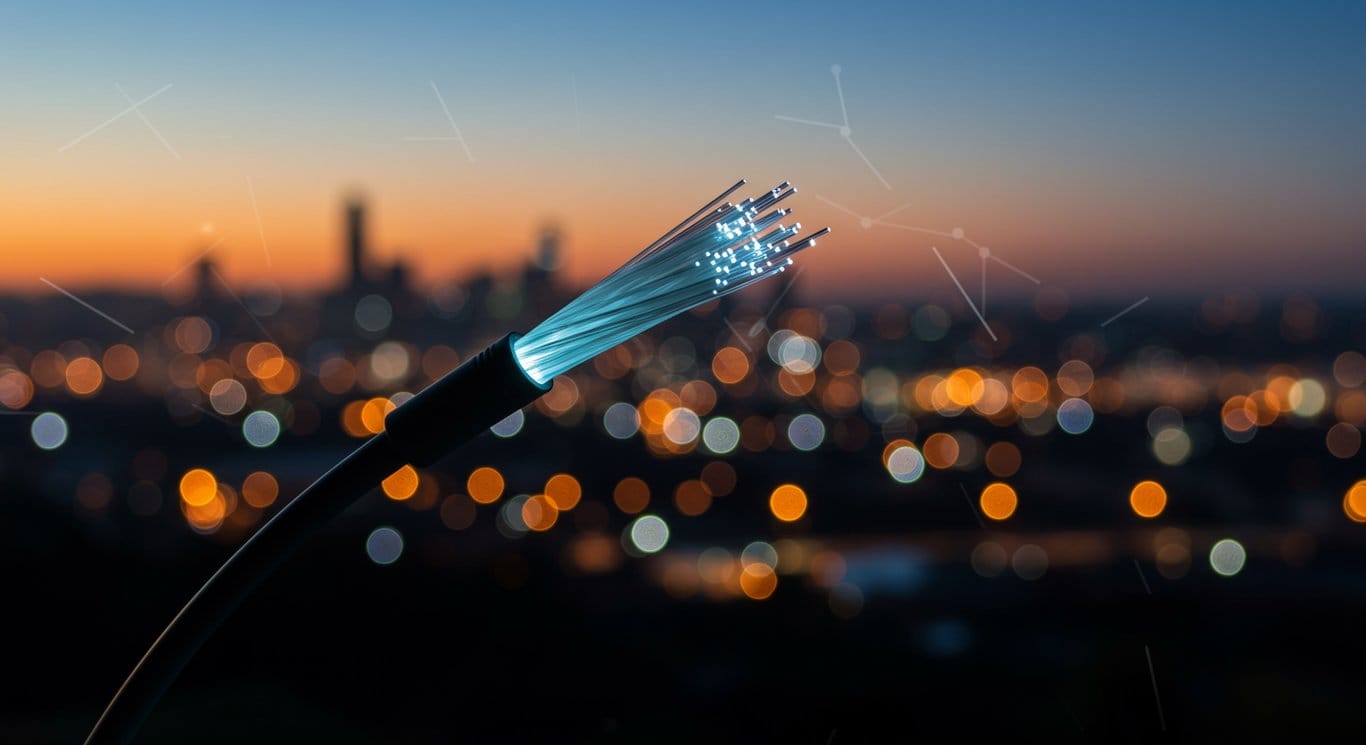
[346,197,366,291]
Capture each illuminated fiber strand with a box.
[514,180,829,384]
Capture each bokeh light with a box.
[886,445,925,484]
[544,473,582,511]
[702,416,740,454]
[490,409,525,438]
[1130,480,1167,518]
[979,483,1018,521]
[365,526,404,565]
[179,468,218,507]
[467,466,505,504]
[673,480,712,516]
[522,494,559,531]
[613,477,650,514]
[1209,538,1247,576]
[628,514,669,554]
[30,412,69,450]
[1152,427,1192,466]
[1055,398,1094,435]
[769,484,808,522]
[241,471,279,509]
[984,442,1021,478]
[603,401,640,439]
[786,413,825,451]
[382,465,420,501]
[1344,481,1366,523]
[242,410,281,447]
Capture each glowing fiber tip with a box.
[514,179,830,385]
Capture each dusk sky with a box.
[2,1,1363,299]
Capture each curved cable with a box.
[85,433,406,744]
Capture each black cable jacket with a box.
[84,433,405,745]
[85,334,547,744]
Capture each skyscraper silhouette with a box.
[346,197,366,291]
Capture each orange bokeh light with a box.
[1012,367,1049,403]
[246,342,285,379]
[241,471,279,509]
[467,466,505,504]
[674,479,713,517]
[65,356,104,396]
[179,468,218,507]
[711,347,750,385]
[740,564,778,600]
[768,484,808,522]
[979,482,1018,521]
[544,473,582,511]
[522,494,559,531]
[613,477,650,514]
[922,432,960,469]
[102,344,140,381]
[1130,480,1168,518]
[360,396,395,434]
[1344,480,1366,523]
[382,465,419,501]
[985,442,1022,478]
[944,368,984,407]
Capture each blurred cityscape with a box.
[3,196,1364,742]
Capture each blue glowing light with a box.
[31,411,69,450]
[365,526,404,565]
[1056,398,1094,435]
[242,410,281,447]
[512,180,828,385]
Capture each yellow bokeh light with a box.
[769,484,808,522]
[340,400,370,438]
[979,482,1018,521]
[179,468,218,507]
[944,368,984,407]
[1130,480,1167,518]
[467,466,505,504]
[382,465,420,501]
[544,473,582,511]
[360,396,395,434]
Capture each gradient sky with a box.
[2,1,1364,300]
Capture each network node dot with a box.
[978,245,990,259]
[952,227,965,240]
[838,126,851,138]
[859,217,873,229]
[831,64,842,75]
